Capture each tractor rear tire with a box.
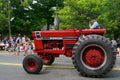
[72,35,116,77]
[23,55,43,74]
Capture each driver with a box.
[89,18,100,29]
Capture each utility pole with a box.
[8,0,11,36]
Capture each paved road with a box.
[0,51,120,80]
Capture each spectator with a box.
[3,36,8,44]
[12,36,16,43]
[24,40,29,56]
[28,41,33,54]
[111,39,117,49]
[15,36,22,55]
[22,35,26,44]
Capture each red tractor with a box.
[23,29,116,77]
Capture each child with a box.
[28,41,33,54]
[24,41,29,56]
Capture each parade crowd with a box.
[2,34,33,56]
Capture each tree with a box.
[103,0,120,39]
[10,0,63,37]
[58,0,120,39]
[0,0,8,35]
[58,0,106,29]
[10,0,31,35]
[28,0,64,30]
[1,0,120,40]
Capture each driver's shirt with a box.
[91,21,99,29]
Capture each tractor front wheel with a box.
[23,55,43,74]
[72,35,116,77]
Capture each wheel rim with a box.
[80,44,107,70]
[26,59,37,71]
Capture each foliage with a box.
[0,0,120,39]
[28,0,64,30]
[0,0,8,34]
[58,0,120,39]
[58,0,106,29]
[10,0,63,37]
[103,0,120,39]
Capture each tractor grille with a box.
[35,31,41,40]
